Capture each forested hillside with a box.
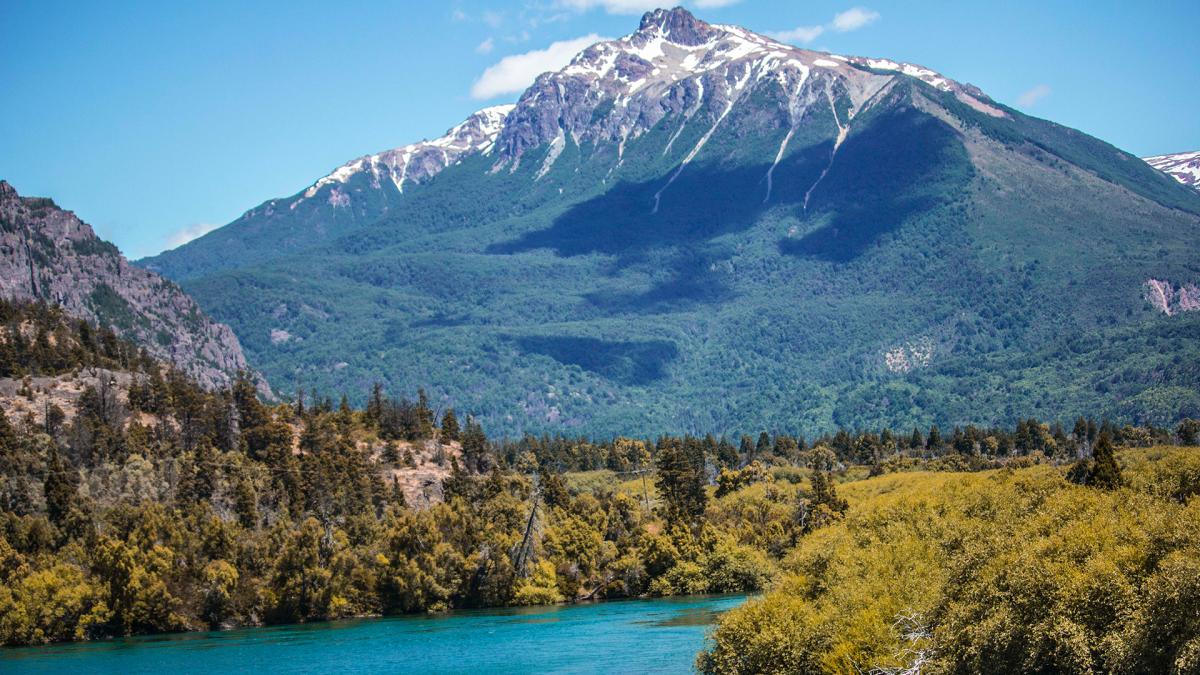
[3,299,1199,668]
[138,10,1200,438]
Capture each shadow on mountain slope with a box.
[583,247,736,314]
[781,106,974,263]
[488,149,826,258]
[513,335,679,385]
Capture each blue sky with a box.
[2,0,1197,259]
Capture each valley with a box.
[2,5,1200,674]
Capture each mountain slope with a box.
[140,105,514,280]
[0,181,260,390]
[138,8,1200,436]
[1145,150,1200,190]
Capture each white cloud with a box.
[451,9,468,22]
[164,222,220,250]
[772,6,880,46]
[767,25,825,44]
[476,37,495,54]
[831,7,880,32]
[1017,84,1051,107]
[471,34,606,99]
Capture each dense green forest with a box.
[2,299,1199,675]
[141,75,1200,439]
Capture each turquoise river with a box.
[0,594,747,674]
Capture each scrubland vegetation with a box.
[700,445,1200,674]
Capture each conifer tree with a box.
[460,418,488,473]
[739,435,755,464]
[235,477,259,529]
[416,388,434,439]
[1089,432,1123,490]
[655,437,707,525]
[43,448,77,527]
[232,371,267,430]
[756,432,772,459]
[716,436,738,469]
[441,408,460,442]
[366,382,385,425]
[1177,419,1200,446]
[927,425,942,452]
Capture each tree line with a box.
[0,299,1195,650]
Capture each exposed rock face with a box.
[0,181,262,391]
[491,6,1001,164]
[884,339,935,374]
[1145,278,1200,315]
[639,7,717,45]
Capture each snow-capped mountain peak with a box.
[254,8,1006,220]
[1144,151,1200,190]
[493,7,1001,163]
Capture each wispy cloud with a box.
[556,0,742,14]
[164,222,220,251]
[555,0,661,13]
[1017,84,1051,107]
[471,33,606,99]
[770,6,881,44]
[481,10,504,28]
[769,25,825,43]
[831,7,880,32]
[475,37,495,55]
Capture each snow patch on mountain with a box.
[295,104,515,206]
[1144,151,1200,189]
[493,8,1001,166]
[262,9,1006,218]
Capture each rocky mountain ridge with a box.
[0,181,261,391]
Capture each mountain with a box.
[139,8,1200,436]
[138,106,514,280]
[1145,151,1200,190]
[0,181,261,390]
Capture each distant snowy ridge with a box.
[293,104,514,209]
[1144,151,1200,190]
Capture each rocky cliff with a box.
[0,180,261,391]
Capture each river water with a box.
[1,594,747,674]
